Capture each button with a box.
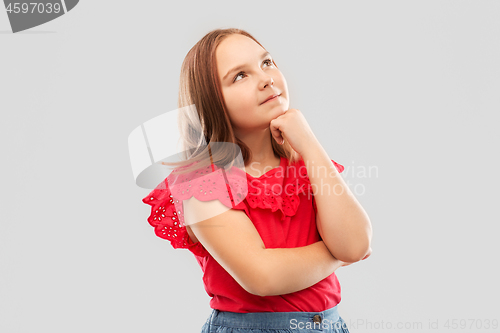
[313,314,322,324]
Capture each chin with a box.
[277,105,289,113]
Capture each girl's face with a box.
[216,34,289,135]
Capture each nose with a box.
[261,74,274,89]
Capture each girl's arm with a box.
[302,143,373,263]
[184,196,344,297]
[261,240,343,296]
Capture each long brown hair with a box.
[162,28,300,176]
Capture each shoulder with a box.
[142,162,249,255]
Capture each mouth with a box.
[261,93,281,105]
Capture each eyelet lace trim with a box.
[242,159,344,221]
[246,171,314,221]
[142,159,344,254]
[142,163,248,257]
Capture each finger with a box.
[269,119,283,144]
[276,133,284,145]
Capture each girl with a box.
[143,28,372,333]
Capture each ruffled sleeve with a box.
[312,159,344,215]
[142,163,249,257]
[331,159,344,174]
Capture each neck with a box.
[236,127,278,169]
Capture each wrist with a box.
[299,139,322,159]
[300,141,327,164]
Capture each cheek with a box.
[277,72,288,91]
[276,74,290,107]
[223,88,252,114]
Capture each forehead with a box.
[216,34,266,75]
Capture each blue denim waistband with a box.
[208,304,341,330]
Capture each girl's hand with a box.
[269,108,319,156]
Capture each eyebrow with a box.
[222,51,271,81]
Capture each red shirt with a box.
[142,155,345,313]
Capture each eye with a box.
[232,59,274,83]
[263,58,274,67]
[233,71,246,83]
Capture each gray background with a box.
[1,1,499,332]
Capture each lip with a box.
[261,93,281,105]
